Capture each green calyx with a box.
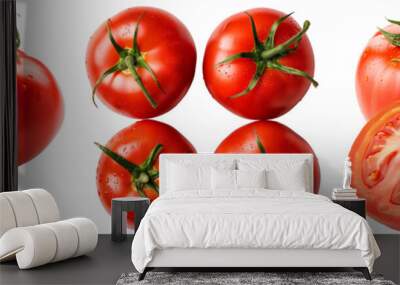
[379,18,400,47]
[218,12,318,99]
[91,14,163,108]
[254,130,266,153]
[95,142,163,197]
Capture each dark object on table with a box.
[332,198,366,219]
[111,197,149,242]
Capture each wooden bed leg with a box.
[361,267,372,280]
[138,268,148,281]
[354,267,371,280]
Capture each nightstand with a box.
[332,198,366,218]
[111,197,150,242]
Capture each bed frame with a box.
[139,154,371,281]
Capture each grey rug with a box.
[116,272,396,285]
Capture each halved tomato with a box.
[349,103,400,230]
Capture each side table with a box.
[111,197,150,242]
[332,198,366,219]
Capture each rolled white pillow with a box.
[64,218,98,257]
[0,218,98,269]
[0,226,57,269]
[0,196,17,237]
[23,189,60,224]
[0,192,39,227]
[42,221,79,262]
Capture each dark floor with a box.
[0,235,134,285]
[0,235,399,285]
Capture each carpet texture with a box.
[116,272,396,285]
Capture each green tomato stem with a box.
[95,142,163,197]
[91,15,163,109]
[261,20,310,60]
[220,12,318,98]
[378,18,400,47]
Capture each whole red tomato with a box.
[215,120,320,193]
[17,50,64,165]
[203,8,317,120]
[96,120,196,226]
[356,19,400,120]
[86,7,196,119]
[349,103,400,230]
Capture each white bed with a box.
[131,154,380,280]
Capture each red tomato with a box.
[349,103,400,230]
[203,8,316,120]
[215,120,320,193]
[356,20,400,120]
[17,50,64,165]
[96,120,196,226]
[86,7,196,119]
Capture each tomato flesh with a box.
[363,113,400,204]
[350,103,400,230]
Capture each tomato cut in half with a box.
[350,103,400,230]
[95,120,196,227]
[215,120,320,193]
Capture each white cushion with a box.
[23,189,60,224]
[0,189,98,269]
[211,169,268,190]
[236,169,267,189]
[166,163,210,191]
[0,196,16,237]
[211,168,236,190]
[42,221,78,262]
[238,160,308,191]
[166,160,235,192]
[0,189,60,237]
[0,218,98,269]
[0,226,57,268]
[267,163,307,191]
[65,218,98,257]
[0,192,39,227]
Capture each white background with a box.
[17,0,400,234]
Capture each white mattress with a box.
[131,190,380,273]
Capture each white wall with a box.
[17,0,400,234]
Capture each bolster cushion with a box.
[0,189,60,237]
[0,218,98,269]
[0,196,17,237]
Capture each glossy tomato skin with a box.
[215,120,320,193]
[203,8,315,120]
[96,120,196,226]
[17,50,64,165]
[349,103,400,230]
[86,7,196,119]
[356,24,400,120]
